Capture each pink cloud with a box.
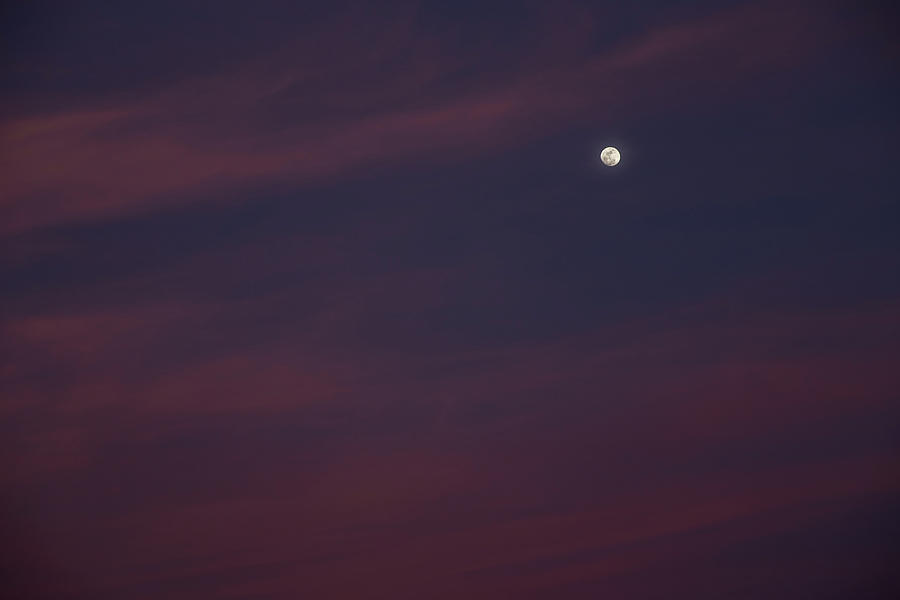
[0,2,842,235]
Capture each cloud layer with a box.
[2,1,898,598]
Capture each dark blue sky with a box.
[2,1,899,598]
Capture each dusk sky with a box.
[2,1,899,598]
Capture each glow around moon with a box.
[600,146,621,167]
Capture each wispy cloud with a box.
[1,2,840,235]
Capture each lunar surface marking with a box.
[600,146,621,166]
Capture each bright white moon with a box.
[600,146,621,167]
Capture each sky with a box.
[1,1,899,598]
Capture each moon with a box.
[599,146,621,167]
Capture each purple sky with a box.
[2,1,899,598]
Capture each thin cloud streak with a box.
[1,2,840,235]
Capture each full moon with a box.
[599,146,621,167]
